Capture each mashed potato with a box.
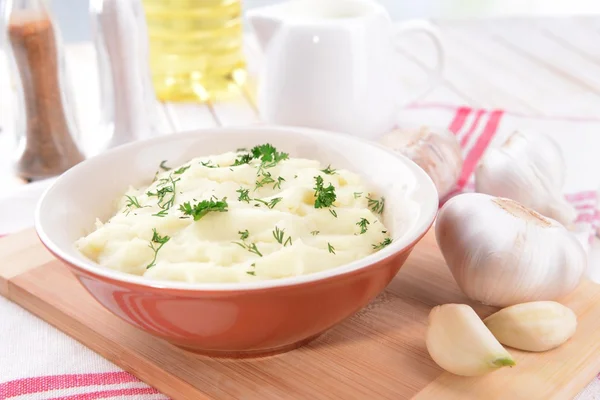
[75,144,392,283]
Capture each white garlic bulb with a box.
[436,193,586,307]
[484,301,577,352]
[426,303,515,376]
[475,130,577,226]
[379,126,463,199]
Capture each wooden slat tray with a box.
[1,228,600,399]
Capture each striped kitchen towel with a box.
[397,104,600,250]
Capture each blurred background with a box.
[49,0,600,43]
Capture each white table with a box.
[2,16,600,399]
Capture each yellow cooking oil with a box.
[142,0,246,102]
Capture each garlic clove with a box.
[379,125,463,199]
[475,130,576,226]
[426,303,515,376]
[484,301,577,352]
[436,193,587,307]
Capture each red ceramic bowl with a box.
[35,126,438,357]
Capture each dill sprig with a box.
[321,165,337,175]
[273,176,286,190]
[367,196,385,214]
[357,218,370,234]
[237,187,251,203]
[372,237,392,250]
[233,241,263,257]
[159,160,171,171]
[327,243,336,254]
[147,228,170,269]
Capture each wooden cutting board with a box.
[1,228,600,400]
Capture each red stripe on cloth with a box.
[0,372,140,398]
[459,109,486,147]
[457,110,504,189]
[576,209,600,223]
[47,387,161,400]
[575,203,597,211]
[448,106,472,134]
[566,191,598,202]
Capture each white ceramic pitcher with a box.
[247,0,444,139]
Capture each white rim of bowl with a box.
[35,125,439,292]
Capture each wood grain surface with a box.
[1,229,600,399]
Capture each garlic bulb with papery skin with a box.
[475,130,577,226]
[379,126,463,199]
[436,193,586,307]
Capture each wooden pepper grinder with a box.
[5,0,85,181]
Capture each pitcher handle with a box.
[393,19,445,107]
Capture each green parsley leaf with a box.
[313,176,336,208]
[311,231,320,236]
[180,196,228,221]
[251,143,289,164]
[233,153,253,166]
[246,271,256,276]
[372,237,392,250]
[239,230,249,240]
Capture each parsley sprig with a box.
[232,143,289,168]
[147,228,170,269]
[313,176,337,209]
[180,196,229,221]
